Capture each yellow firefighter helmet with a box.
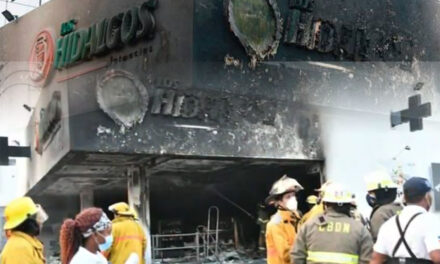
[4,197,39,230]
[109,202,138,218]
[306,195,318,205]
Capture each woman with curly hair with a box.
[59,207,112,264]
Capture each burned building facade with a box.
[0,0,440,262]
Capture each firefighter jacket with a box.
[292,208,373,264]
[299,203,324,226]
[369,203,402,242]
[0,231,45,264]
[105,216,147,264]
[266,209,301,264]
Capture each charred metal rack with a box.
[152,206,221,262]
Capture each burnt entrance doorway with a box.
[25,155,322,262]
[147,158,323,263]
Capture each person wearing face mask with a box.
[365,171,403,242]
[59,207,112,264]
[104,202,147,264]
[292,183,373,264]
[370,177,440,264]
[265,175,304,264]
[0,197,48,264]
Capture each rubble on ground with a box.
[47,256,61,264]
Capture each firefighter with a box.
[0,196,48,264]
[265,175,304,264]
[292,183,373,264]
[104,202,147,264]
[256,202,270,251]
[299,181,333,226]
[365,170,402,242]
[306,195,318,210]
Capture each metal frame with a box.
[151,206,222,262]
[152,232,202,262]
[206,206,220,258]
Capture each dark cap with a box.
[404,177,432,198]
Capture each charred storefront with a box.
[1,0,440,262]
[1,0,324,261]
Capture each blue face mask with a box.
[97,233,113,252]
[366,194,377,208]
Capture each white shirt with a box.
[70,246,108,264]
[374,205,440,260]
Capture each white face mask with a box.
[286,196,298,211]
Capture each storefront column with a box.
[142,167,152,263]
[80,188,94,210]
[127,166,152,263]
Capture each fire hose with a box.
[209,187,256,220]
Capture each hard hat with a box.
[265,175,303,205]
[306,195,318,205]
[315,180,334,192]
[109,202,137,218]
[4,197,38,230]
[366,170,397,191]
[322,183,354,204]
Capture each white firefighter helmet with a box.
[322,183,354,204]
[365,170,397,191]
[315,180,334,193]
[265,175,303,205]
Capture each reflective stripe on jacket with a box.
[0,231,45,264]
[307,251,359,264]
